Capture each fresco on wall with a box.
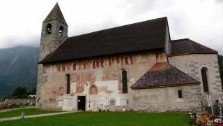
[89,85,97,95]
[54,55,134,73]
[42,85,64,104]
[76,83,84,93]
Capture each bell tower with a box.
[39,3,68,60]
[37,3,68,108]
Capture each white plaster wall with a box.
[38,51,168,111]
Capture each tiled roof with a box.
[131,63,199,89]
[40,17,168,64]
[170,38,217,56]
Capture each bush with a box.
[12,86,28,98]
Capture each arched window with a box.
[89,85,97,95]
[46,23,52,34]
[59,26,63,37]
[201,67,209,92]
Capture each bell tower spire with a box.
[39,3,68,60]
[43,3,67,25]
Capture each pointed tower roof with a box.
[43,3,67,25]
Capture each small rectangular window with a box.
[66,74,70,94]
[178,90,183,98]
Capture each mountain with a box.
[0,46,39,96]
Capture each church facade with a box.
[36,3,223,112]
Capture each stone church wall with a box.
[131,85,201,112]
[169,54,223,106]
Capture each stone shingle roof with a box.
[170,38,217,56]
[40,17,168,64]
[43,3,67,26]
[131,63,199,89]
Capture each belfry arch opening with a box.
[46,23,52,34]
[59,26,64,37]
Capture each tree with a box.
[218,55,223,90]
[12,86,28,98]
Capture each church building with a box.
[37,3,223,112]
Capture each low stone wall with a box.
[0,102,4,106]
[4,98,35,106]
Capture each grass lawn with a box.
[0,108,59,118]
[0,112,189,126]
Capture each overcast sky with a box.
[0,0,223,54]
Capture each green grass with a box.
[0,108,59,118]
[0,112,189,126]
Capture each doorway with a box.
[77,96,86,111]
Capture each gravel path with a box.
[0,111,76,122]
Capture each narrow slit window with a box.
[178,90,182,98]
[122,69,128,94]
[201,67,209,92]
[66,74,71,94]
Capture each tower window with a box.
[201,67,209,92]
[46,23,52,34]
[66,74,71,94]
[178,90,183,98]
[122,69,128,94]
[59,26,64,37]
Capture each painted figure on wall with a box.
[89,85,98,95]
[76,83,84,93]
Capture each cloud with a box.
[0,0,222,55]
[0,36,39,49]
[215,0,223,3]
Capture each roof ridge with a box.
[68,17,167,39]
[172,38,189,42]
[131,62,200,89]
